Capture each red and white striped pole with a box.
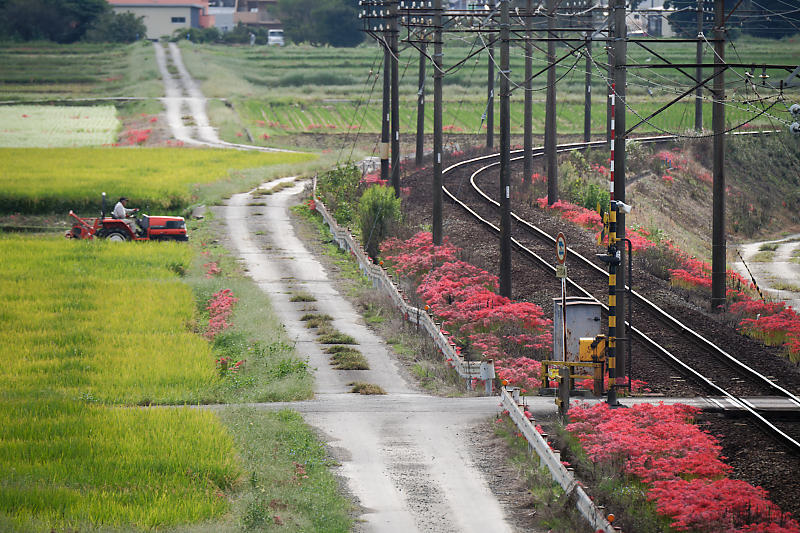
[609,82,615,202]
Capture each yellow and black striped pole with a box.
[607,201,620,406]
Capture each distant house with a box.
[233,0,280,29]
[108,0,215,39]
[627,0,676,38]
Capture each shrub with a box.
[317,164,361,225]
[358,184,402,260]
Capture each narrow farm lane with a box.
[153,42,293,152]
[160,42,535,532]
[221,184,524,532]
[733,234,800,310]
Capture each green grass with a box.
[219,408,352,532]
[290,290,317,302]
[492,417,584,532]
[769,281,800,292]
[349,382,385,394]
[750,250,776,262]
[317,329,358,345]
[330,349,370,370]
[301,313,334,328]
[759,243,779,251]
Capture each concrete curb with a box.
[500,387,619,533]
[311,180,495,392]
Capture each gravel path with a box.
[222,185,521,532]
[733,234,800,310]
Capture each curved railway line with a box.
[437,137,800,454]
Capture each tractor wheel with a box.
[104,230,129,242]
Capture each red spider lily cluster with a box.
[591,162,610,178]
[306,123,338,130]
[205,288,237,340]
[204,261,222,278]
[536,198,603,232]
[381,232,459,281]
[361,172,388,187]
[118,128,151,145]
[216,355,245,377]
[656,149,687,172]
[567,402,800,532]
[443,124,464,132]
[381,232,552,379]
[731,299,800,359]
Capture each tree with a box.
[272,0,364,47]
[664,0,800,39]
[84,11,147,42]
[0,0,108,42]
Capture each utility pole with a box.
[390,0,400,196]
[711,0,726,310]
[610,0,627,406]
[523,0,533,186]
[695,0,704,131]
[606,2,614,145]
[416,41,426,167]
[584,30,592,143]
[381,29,390,183]
[432,0,443,246]
[499,0,511,298]
[545,0,558,205]
[486,0,495,149]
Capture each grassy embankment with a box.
[177,36,800,146]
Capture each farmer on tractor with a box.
[67,192,188,242]
[113,197,139,236]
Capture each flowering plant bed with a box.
[381,231,553,389]
[566,402,800,532]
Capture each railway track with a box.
[439,138,800,453]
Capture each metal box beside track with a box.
[553,297,603,362]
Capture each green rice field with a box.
[178,36,800,141]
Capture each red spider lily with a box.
[567,402,800,532]
[205,288,237,340]
[361,172,388,187]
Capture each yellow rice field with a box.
[0,147,315,213]
[0,236,241,530]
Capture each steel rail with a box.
[440,139,800,453]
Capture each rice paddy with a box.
[0,236,240,530]
[0,147,315,214]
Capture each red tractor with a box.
[66,193,188,242]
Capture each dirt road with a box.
[158,43,535,532]
[733,234,800,310]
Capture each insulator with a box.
[790,103,800,118]
[790,122,800,136]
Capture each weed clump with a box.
[349,382,385,394]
